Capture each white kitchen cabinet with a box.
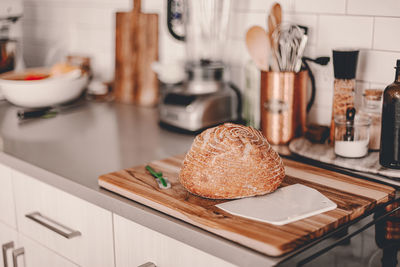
[12,170,115,267]
[0,163,16,228]
[114,214,236,267]
[17,234,78,267]
[0,222,18,267]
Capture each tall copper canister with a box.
[260,71,308,145]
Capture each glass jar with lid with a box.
[359,89,383,151]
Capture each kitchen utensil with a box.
[145,165,171,189]
[329,49,359,143]
[114,0,159,107]
[271,23,305,72]
[160,0,239,132]
[272,3,282,25]
[294,26,308,72]
[344,107,356,141]
[260,70,308,144]
[334,114,370,158]
[267,3,281,71]
[98,155,395,256]
[0,68,89,108]
[245,26,270,71]
[216,184,336,226]
[16,97,87,121]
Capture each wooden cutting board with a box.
[98,155,395,256]
[114,0,159,106]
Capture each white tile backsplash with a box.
[357,50,400,85]
[19,0,400,125]
[228,12,267,39]
[231,0,294,12]
[307,105,332,126]
[317,15,373,51]
[373,17,400,51]
[347,0,400,17]
[294,0,346,14]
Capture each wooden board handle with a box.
[133,0,141,14]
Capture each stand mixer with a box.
[159,0,240,132]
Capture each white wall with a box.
[21,0,400,125]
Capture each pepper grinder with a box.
[329,49,359,144]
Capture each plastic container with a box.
[334,115,371,158]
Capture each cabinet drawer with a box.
[13,170,114,267]
[0,163,16,228]
[18,234,78,267]
[0,222,18,266]
[114,214,236,267]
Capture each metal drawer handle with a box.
[138,263,156,267]
[2,241,14,267]
[25,212,81,239]
[12,247,24,267]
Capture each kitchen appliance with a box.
[98,154,394,257]
[160,0,239,132]
[0,1,23,74]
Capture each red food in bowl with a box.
[24,74,49,81]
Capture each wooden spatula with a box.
[245,26,270,71]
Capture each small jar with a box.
[334,115,371,158]
[359,89,383,151]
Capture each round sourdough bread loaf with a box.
[179,123,285,199]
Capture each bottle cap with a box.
[397,59,400,68]
[332,49,359,79]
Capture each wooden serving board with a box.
[114,0,159,107]
[98,156,395,256]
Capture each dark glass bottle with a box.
[380,59,400,168]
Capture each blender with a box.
[0,2,22,74]
[159,0,240,132]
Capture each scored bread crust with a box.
[179,123,285,199]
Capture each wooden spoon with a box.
[245,26,270,71]
[272,3,282,26]
[268,2,282,71]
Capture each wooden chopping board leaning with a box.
[114,0,159,107]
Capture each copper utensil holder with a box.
[260,71,308,145]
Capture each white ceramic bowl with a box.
[0,68,89,108]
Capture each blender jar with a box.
[183,0,231,64]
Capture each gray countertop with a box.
[0,100,280,266]
[2,100,396,267]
